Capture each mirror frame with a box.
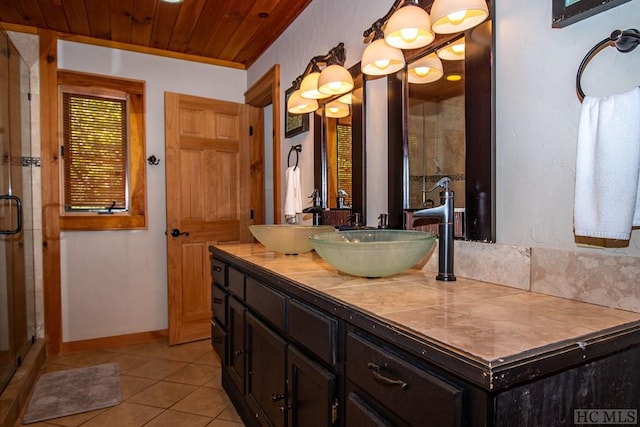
[314,64,366,223]
[387,18,495,242]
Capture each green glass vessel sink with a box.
[249,224,335,255]
[309,230,436,277]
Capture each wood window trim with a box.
[57,70,147,230]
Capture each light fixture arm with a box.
[362,0,423,41]
[290,42,347,89]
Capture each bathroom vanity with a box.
[209,244,640,427]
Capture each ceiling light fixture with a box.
[287,43,353,115]
[360,0,488,78]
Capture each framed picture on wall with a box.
[552,0,632,28]
[284,86,309,138]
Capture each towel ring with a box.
[287,144,302,170]
[576,28,640,102]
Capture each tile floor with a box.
[15,338,245,427]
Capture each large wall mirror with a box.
[388,17,494,242]
[314,64,366,225]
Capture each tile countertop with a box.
[213,243,640,386]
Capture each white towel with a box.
[284,166,302,224]
[574,87,640,240]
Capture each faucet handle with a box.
[427,177,451,192]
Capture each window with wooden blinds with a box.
[62,92,128,212]
[57,70,147,231]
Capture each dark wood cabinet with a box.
[213,262,339,427]
[287,345,336,427]
[346,330,464,427]
[345,392,394,427]
[227,296,246,395]
[247,313,287,426]
[211,247,640,427]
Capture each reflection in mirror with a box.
[407,36,465,211]
[388,19,494,242]
[314,65,365,226]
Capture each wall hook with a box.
[147,155,160,165]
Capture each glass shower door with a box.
[0,31,35,393]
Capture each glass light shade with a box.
[408,53,443,84]
[300,72,331,99]
[325,100,350,118]
[338,93,352,105]
[317,65,354,96]
[430,0,489,34]
[361,39,405,76]
[287,89,318,114]
[437,38,465,60]
[384,4,435,49]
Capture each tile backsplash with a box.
[422,241,640,313]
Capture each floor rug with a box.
[22,362,122,424]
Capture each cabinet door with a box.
[287,346,336,427]
[228,296,246,394]
[246,313,287,427]
[346,393,393,427]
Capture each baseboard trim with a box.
[61,329,168,353]
[0,339,46,427]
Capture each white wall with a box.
[248,0,392,225]
[496,0,640,253]
[249,0,640,251]
[58,42,246,341]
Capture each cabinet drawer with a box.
[211,319,226,364]
[228,267,245,299]
[212,283,227,329]
[347,331,463,427]
[211,259,226,285]
[288,299,337,366]
[346,392,393,427]
[246,278,286,331]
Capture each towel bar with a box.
[287,144,302,170]
[576,28,640,102]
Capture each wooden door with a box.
[165,92,258,345]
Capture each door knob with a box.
[170,228,189,237]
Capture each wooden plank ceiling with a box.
[0,0,314,69]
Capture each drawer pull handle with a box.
[212,336,222,344]
[271,393,285,402]
[367,363,408,390]
[279,404,292,412]
[213,266,222,272]
[213,297,223,304]
[234,350,244,356]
